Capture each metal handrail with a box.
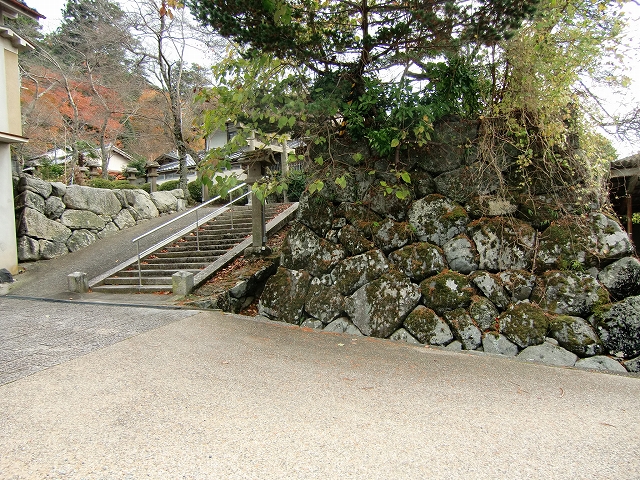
[132,182,249,288]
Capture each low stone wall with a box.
[260,194,640,373]
[14,175,187,261]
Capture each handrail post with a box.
[136,240,142,288]
[196,208,200,252]
[230,189,234,230]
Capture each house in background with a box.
[26,144,135,177]
[152,124,306,191]
[154,151,200,184]
[0,0,43,274]
[203,123,305,179]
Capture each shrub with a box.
[87,178,142,190]
[87,178,114,189]
[158,180,180,191]
[38,159,65,181]
[285,170,307,202]
[188,179,203,202]
[111,180,140,189]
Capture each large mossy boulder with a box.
[363,181,413,221]
[442,234,478,274]
[420,270,475,315]
[60,209,106,231]
[17,207,72,243]
[18,175,52,198]
[297,193,334,237]
[470,271,510,310]
[403,305,453,345]
[338,224,375,256]
[531,270,608,317]
[498,270,536,302]
[537,213,634,271]
[258,267,311,324]
[44,196,66,219]
[331,249,389,295]
[388,242,447,282]
[499,303,549,349]
[597,257,640,300]
[337,202,381,238]
[371,218,412,253]
[304,279,346,325]
[548,315,603,358]
[122,189,159,219]
[414,117,478,174]
[468,217,536,272]
[281,222,346,277]
[592,295,640,359]
[408,194,469,247]
[346,270,420,338]
[66,229,97,252]
[469,295,499,331]
[14,190,45,213]
[434,163,499,205]
[150,191,179,213]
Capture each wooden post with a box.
[281,140,289,203]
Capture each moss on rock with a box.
[388,242,446,282]
[499,303,549,349]
[420,270,475,316]
[403,305,453,345]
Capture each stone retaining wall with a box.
[13,175,187,261]
[257,119,640,374]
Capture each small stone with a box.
[0,269,14,283]
[389,328,422,345]
[575,356,627,373]
[622,356,640,373]
[482,332,519,356]
[445,340,463,351]
[301,319,324,330]
[517,343,578,367]
[445,308,482,350]
[324,317,363,336]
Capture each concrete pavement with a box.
[1,297,639,479]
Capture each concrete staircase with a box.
[91,204,288,294]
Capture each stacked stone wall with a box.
[258,119,640,374]
[13,175,187,261]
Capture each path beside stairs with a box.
[6,204,261,303]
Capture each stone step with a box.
[92,202,294,294]
[162,241,245,252]
[139,262,209,270]
[101,276,174,285]
[117,268,201,277]
[152,248,230,257]
[171,231,251,248]
[91,284,173,294]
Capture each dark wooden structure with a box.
[610,153,640,242]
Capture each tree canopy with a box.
[188,0,539,80]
